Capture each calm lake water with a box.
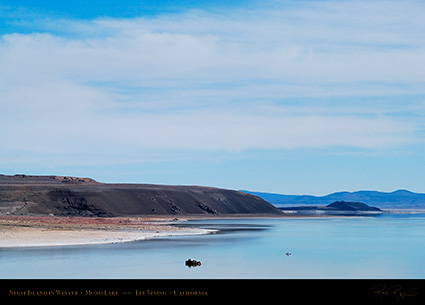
[1,214,425,279]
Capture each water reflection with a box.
[1,215,425,279]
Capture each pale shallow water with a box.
[1,214,424,279]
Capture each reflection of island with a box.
[279,201,382,216]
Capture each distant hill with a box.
[279,201,382,215]
[326,201,381,211]
[0,174,282,217]
[241,189,425,209]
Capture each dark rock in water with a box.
[278,200,382,215]
[0,174,282,217]
[185,259,202,267]
[326,201,381,211]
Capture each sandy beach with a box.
[0,212,361,248]
[0,216,214,248]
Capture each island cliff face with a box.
[0,175,282,217]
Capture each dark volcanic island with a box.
[0,174,282,217]
[279,201,382,215]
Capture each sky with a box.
[1,0,425,195]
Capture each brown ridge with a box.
[0,174,282,217]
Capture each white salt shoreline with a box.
[0,227,216,248]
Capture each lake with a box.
[1,214,425,279]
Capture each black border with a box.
[1,279,424,303]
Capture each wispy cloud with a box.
[1,0,424,162]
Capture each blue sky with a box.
[1,0,425,195]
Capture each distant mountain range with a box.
[241,189,425,209]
